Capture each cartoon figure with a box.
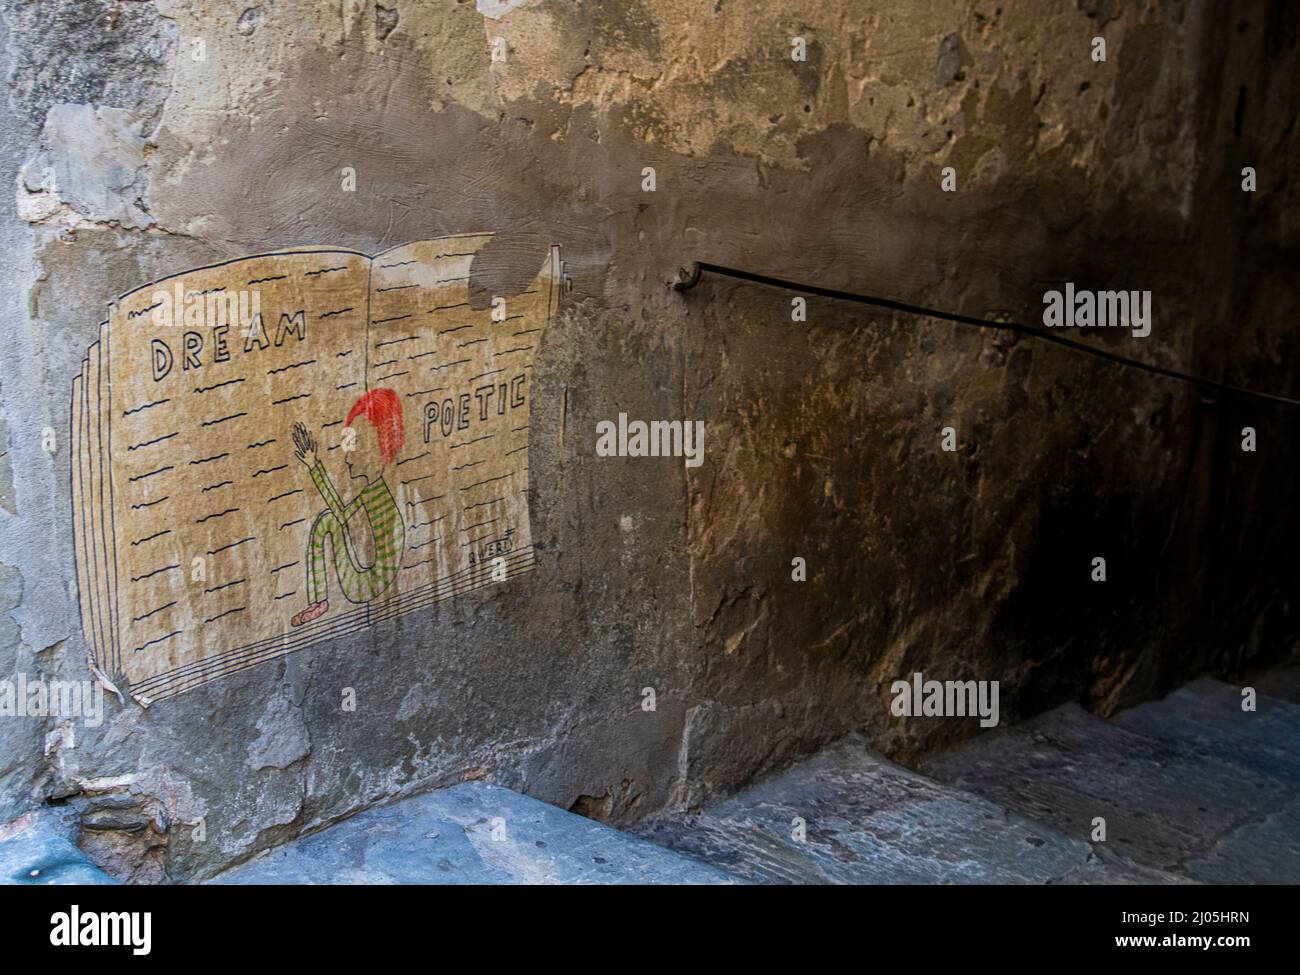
[289,388,407,626]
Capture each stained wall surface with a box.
[1,0,1297,880]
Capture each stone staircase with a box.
[638,673,1300,884]
[920,681,1300,883]
[6,666,1298,884]
[637,734,1183,884]
[638,671,1300,884]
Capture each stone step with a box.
[1111,677,1300,786]
[209,781,736,885]
[636,735,1175,884]
[1178,795,1300,884]
[0,810,117,885]
[919,702,1299,882]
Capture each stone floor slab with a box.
[0,810,116,885]
[211,781,737,885]
[1113,680,1300,786]
[920,703,1296,878]
[638,736,1162,884]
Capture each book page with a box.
[358,237,560,623]
[102,250,372,699]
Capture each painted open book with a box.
[71,236,563,703]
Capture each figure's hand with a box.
[292,422,318,468]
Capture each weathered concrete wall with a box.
[1,0,1297,880]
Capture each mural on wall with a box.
[70,236,564,703]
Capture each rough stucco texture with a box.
[1,0,1298,880]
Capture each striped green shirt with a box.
[306,462,405,604]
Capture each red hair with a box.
[346,388,404,465]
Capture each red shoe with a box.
[290,600,329,627]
